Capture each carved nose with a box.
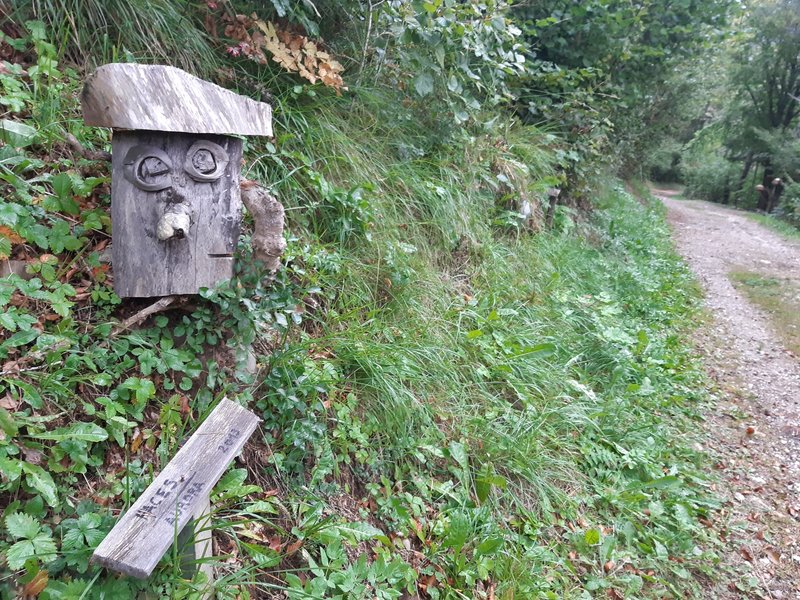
[157,204,193,241]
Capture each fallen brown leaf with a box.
[285,539,303,555]
[0,394,18,409]
[21,570,48,596]
[130,428,144,453]
[765,548,781,564]
[179,395,191,418]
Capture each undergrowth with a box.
[0,18,724,600]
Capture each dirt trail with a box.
[656,190,800,598]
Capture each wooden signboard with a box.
[81,63,273,298]
[110,131,243,297]
[92,398,259,579]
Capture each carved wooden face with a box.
[111,131,243,297]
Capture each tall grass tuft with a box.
[18,0,221,74]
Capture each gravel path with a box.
[657,191,800,598]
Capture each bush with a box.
[776,180,800,227]
[647,140,684,183]
[681,152,738,203]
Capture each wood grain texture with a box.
[111,131,242,297]
[91,398,260,579]
[82,63,273,137]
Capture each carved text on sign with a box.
[133,474,207,525]
[91,399,261,579]
[217,428,242,454]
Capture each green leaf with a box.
[31,532,57,558]
[6,539,36,569]
[21,462,59,506]
[476,536,503,556]
[241,542,281,568]
[444,512,470,552]
[448,441,469,471]
[475,469,506,503]
[518,342,556,357]
[51,173,72,198]
[413,72,435,97]
[6,512,40,539]
[337,522,391,545]
[32,422,108,443]
[4,328,39,347]
[0,457,22,481]
[585,528,601,545]
[7,532,57,568]
[0,119,36,147]
[92,373,113,386]
[0,407,19,437]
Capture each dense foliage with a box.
[0,1,748,598]
[674,0,800,226]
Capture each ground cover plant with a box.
[0,4,735,598]
[730,271,800,357]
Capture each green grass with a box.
[0,20,726,600]
[730,270,800,355]
[14,0,221,75]
[744,213,800,241]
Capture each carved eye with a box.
[123,146,173,191]
[184,141,228,182]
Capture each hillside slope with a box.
[0,15,726,600]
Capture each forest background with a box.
[0,0,797,598]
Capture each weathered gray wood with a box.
[82,64,273,137]
[111,131,243,297]
[92,398,259,579]
[178,495,214,590]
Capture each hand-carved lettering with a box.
[163,481,206,526]
[217,428,242,454]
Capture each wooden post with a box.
[178,494,213,589]
[545,187,561,228]
[91,398,259,582]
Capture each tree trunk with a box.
[757,163,773,211]
[736,155,753,196]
